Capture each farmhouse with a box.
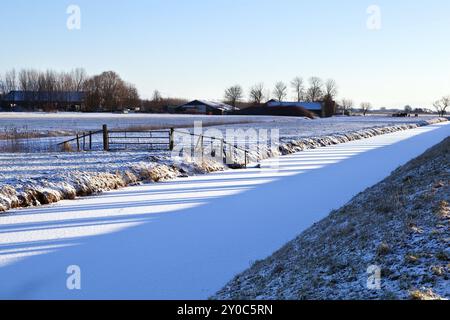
[175,100,237,115]
[1,90,85,111]
[266,99,335,117]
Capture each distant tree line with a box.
[2,68,447,116]
[223,76,339,108]
[0,68,140,112]
[223,77,450,117]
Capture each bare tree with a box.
[224,85,243,107]
[340,98,354,115]
[83,76,102,112]
[324,79,338,100]
[360,102,372,116]
[433,96,450,117]
[99,71,123,111]
[249,83,265,105]
[0,73,6,95]
[71,68,87,91]
[84,71,140,112]
[4,69,17,93]
[0,77,4,96]
[404,105,413,114]
[290,77,305,102]
[273,81,287,102]
[123,83,141,108]
[152,90,163,102]
[18,69,31,91]
[306,77,323,102]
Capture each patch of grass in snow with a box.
[410,289,444,300]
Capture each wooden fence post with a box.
[103,125,109,151]
[244,151,248,168]
[169,128,174,151]
[89,131,93,150]
[76,134,80,152]
[221,139,225,164]
[201,135,204,163]
[210,137,215,157]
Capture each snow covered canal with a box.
[0,122,448,299]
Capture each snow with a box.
[0,112,440,139]
[0,112,277,135]
[1,118,445,212]
[0,121,448,299]
[214,137,449,300]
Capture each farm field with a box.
[0,112,275,135]
[0,112,440,134]
[0,115,446,212]
[0,112,443,152]
[0,121,448,299]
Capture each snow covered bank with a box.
[0,121,447,299]
[0,118,446,213]
[242,118,447,164]
[0,155,224,212]
[214,137,450,300]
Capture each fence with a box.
[172,130,250,168]
[57,129,103,152]
[57,125,171,152]
[57,125,250,168]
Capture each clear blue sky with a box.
[1,0,449,108]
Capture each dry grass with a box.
[61,142,73,152]
[410,289,443,300]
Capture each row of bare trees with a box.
[224,76,339,107]
[0,68,87,94]
[338,99,373,116]
[433,96,450,117]
[0,68,140,112]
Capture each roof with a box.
[4,91,85,103]
[266,100,323,111]
[178,100,236,111]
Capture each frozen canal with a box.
[0,121,448,299]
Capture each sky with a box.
[1,0,449,108]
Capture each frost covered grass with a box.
[214,137,450,300]
[232,117,447,165]
[0,112,273,137]
[0,121,448,298]
[0,152,225,212]
[0,117,446,213]
[0,112,442,142]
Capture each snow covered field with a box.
[0,121,448,299]
[0,112,273,136]
[0,112,442,144]
[0,117,445,213]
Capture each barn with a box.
[1,90,85,111]
[266,100,324,117]
[266,99,336,117]
[175,100,237,115]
